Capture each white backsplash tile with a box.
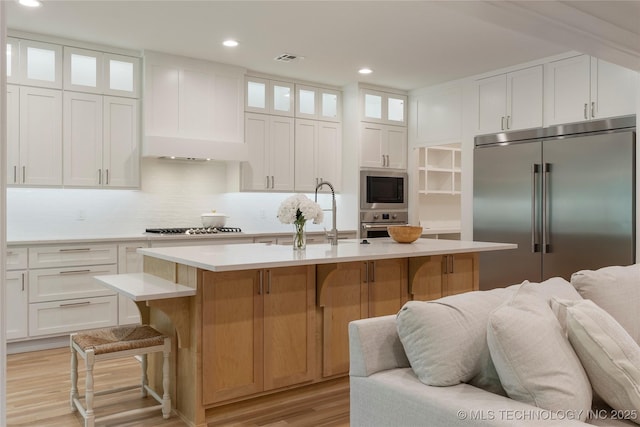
[7,158,347,241]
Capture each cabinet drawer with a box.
[7,247,28,270]
[29,244,118,268]
[29,264,117,303]
[29,295,118,337]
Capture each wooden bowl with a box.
[387,225,423,243]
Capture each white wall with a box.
[7,158,347,241]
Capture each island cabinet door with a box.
[317,262,368,378]
[408,255,446,301]
[201,269,264,404]
[263,265,315,390]
[317,259,409,378]
[365,258,409,318]
[443,253,479,296]
[408,253,479,301]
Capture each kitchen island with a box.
[98,238,515,426]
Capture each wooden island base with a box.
[100,239,516,426]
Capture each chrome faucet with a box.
[315,180,338,246]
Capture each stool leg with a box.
[84,350,95,427]
[141,354,148,397]
[70,336,78,412]
[162,339,171,419]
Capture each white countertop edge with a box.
[7,230,357,246]
[137,239,517,272]
[94,273,196,301]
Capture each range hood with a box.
[143,50,249,162]
[143,135,248,161]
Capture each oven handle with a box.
[361,222,408,230]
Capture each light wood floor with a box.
[7,347,350,426]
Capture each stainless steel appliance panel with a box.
[360,169,408,210]
[541,131,635,279]
[474,116,635,290]
[473,142,544,288]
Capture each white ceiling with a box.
[5,1,640,91]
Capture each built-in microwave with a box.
[360,169,408,210]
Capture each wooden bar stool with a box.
[70,325,171,427]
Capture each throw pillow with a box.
[396,276,580,393]
[487,282,592,420]
[396,287,513,389]
[571,264,640,343]
[562,298,640,425]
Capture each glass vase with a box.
[293,221,307,250]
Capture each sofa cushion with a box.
[487,282,591,420]
[556,298,640,425]
[396,277,581,393]
[571,264,640,343]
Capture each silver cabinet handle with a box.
[13,166,17,184]
[22,166,25,183]
[265,176,269,189]
[506,115,511,130]
[370,261,375,282]
[531,164,541,253]
[591,101,595,118]
[583,103,588,120]
[98,169,102,185]
[59,248,91,252]
[60,301,91,308]
[258,270,263,295]
[542,163,551,253]
[364,261,369,283]
[105,169,109,185]
[267,269,272,294]
[501,116,505,131]
[21,272,25,292]
[59,269,92,275]
[449,255,454,274]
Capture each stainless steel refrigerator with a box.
[474,116,636,290]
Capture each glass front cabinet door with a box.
[246,76,294,116]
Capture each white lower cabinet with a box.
[25,244,118,338]
[6,270,28,340]
[29,295,118,337]
[6,248,28,340]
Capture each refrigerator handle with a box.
[531,164,541,253]
[542,163,551,253]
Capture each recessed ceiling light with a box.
[18,0,41,7]
[359,68,373,75]
[223,39,239,47]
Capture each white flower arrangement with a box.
[277,194,324,226]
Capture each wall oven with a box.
[360,170,408,210]
[360,170,409,238]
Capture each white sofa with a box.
[349,264,640,427]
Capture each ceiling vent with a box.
[274,53,300,62]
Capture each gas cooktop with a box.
[145,227,242,235]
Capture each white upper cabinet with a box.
[294,119,342,192]
[8,39,62,89]
[544,55,637,125]
[64,47,140,98]
[590,58,638,120]
[15,86,63,186]
[476,65,543,134]
[6,37,20,85]
[246,76,294,116]
[295,84,341,122]
[410,84,462,147]
[241,113,294,191]
[63,92,139,188]
[361,88,407,126]
[360,123,407,169]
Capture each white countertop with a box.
[94,273,197,301]
[137,238,517,272]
